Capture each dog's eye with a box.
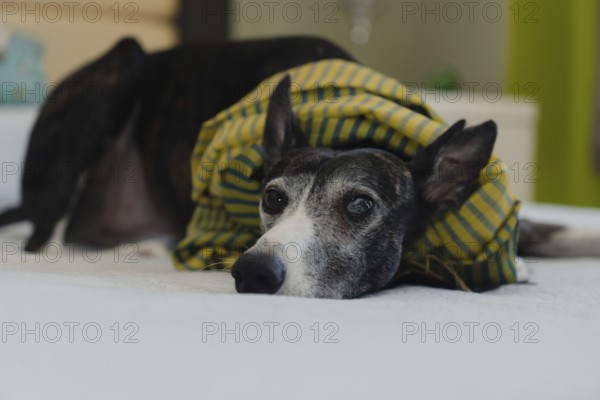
[262,189,288,214]
[347,196,374,215]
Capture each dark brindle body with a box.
[0,37,354,251]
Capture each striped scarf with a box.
[173,59,521,290]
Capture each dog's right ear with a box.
[262,74,307,170]
[410,119,497,215]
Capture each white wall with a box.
[1,0,179,82]
[230,0,508,87]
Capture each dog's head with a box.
[231,75,497,298]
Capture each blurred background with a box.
[1,0,598,207]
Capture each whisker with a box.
[202,260,235,270]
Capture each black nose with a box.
[231,253,286,294]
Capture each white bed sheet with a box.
[0,204,599,400]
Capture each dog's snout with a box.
[231,254,286,294]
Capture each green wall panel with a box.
[508,0,600,206]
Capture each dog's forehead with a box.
[265,147,335,180]
[266,147,412,201]
[319,148,409,183]
[268,147,408,179]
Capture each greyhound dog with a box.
[0,36,597,299]
[230,75,499,298]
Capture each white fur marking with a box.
[255,178,317,296]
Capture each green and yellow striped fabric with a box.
[173,59,521,290]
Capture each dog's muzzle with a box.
[231,253,286,294]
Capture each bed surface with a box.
[1,102,598,400]
[0,203,599,399]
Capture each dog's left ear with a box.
[410,119,497,215]
[262,74,307,169]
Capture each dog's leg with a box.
[14,38,145,251]
[63,105,181,249]
[0,206,27,226]
[518,218,600,258]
